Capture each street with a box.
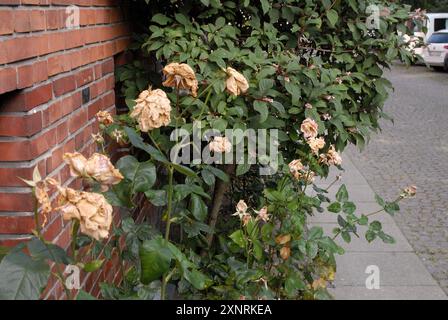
[347,64,448,294]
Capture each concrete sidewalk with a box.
[310,154,447,300]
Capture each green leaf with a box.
[254,101,269,123]
[365,230,376,243]
[378,232,395,244]
[384,202,400,216]
[145,189,167,206]
[173,184,193,202]
[139,237,173,284]
[326,9,339,28]
[260,0,270,14]
[83,259,104,273]
[189,194,208,221]
[358,215,368,226]
[375,194,385,207]
[342,202,356,215]
[308,226,323,240]
[77,290,97,300]
[327,202,341,213]
[229,230,246,248]
[306,241,318,259]
[124,127,167,163]
[117,156,156,194]
[285,273,305,297]
[27,238,71,265]
[183,269,213,290]
[370,221,382,232]
[336,185,349,202]
[0,250,50,300]
[172,163,198,178]
[236,162,251,176]
[341,231,351,243]
[152,14,172,25]
[204,166,229,182]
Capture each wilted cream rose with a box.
[236,200,248,213]
[85,153,124,189]
[63,152,123,190]
[57,187,113,241]
[288,159,304,179]
[91,133,105,145]
[96,111,114,126]
[300,118,318,139]
[209,136,232,153]
[307,137,326,154]
[226,67,249,96]
[111,129,126,145]
[131,88,172,132]
[63,152,87,178]
[305,103,313,109]
[320,145,342,166]
[256,206,270,222]
[302,170,316,184]
[162,63,198,97]
[242,214,252,227]
[402,185,417,198]
[34,180,55,227]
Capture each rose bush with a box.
[0,0,420,300]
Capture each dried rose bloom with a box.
[226,67,249,96]
[131,88,172,132]
[91,132,105,145]
[236,200,248,213]
[34,180,54,227]
[319,145,342,166]
[63,152,88,178]
[242,214,252,227]
[162,63,198,97]
[303,170,316,184]
[307,137,325,154]
[96,110,114,126]
[256,206,270,222]
[63,152,123,190]
[322,113,332,121]
[56,187,113,241]
[84,153,124,189]
[111,129,126,146]
[300,118,318,139]
[305,103,313,109]
[402,185,417,198]
[288,159,304,180]
[209,136,232,153]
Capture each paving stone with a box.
[345,64,448,294]
[334,252,439,287]
[328,286,447,300]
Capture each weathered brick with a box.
[0,215,35,234]
[0,67,17,94]
[53,75,76,96]
[0,112,42,137]
[0,9,14,35]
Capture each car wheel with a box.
[444,58,448,72]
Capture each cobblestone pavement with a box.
[347,63,448,294]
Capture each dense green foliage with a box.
[0,0,417,300]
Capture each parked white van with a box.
[412,13,448,57]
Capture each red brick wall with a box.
[0,0,131,299]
